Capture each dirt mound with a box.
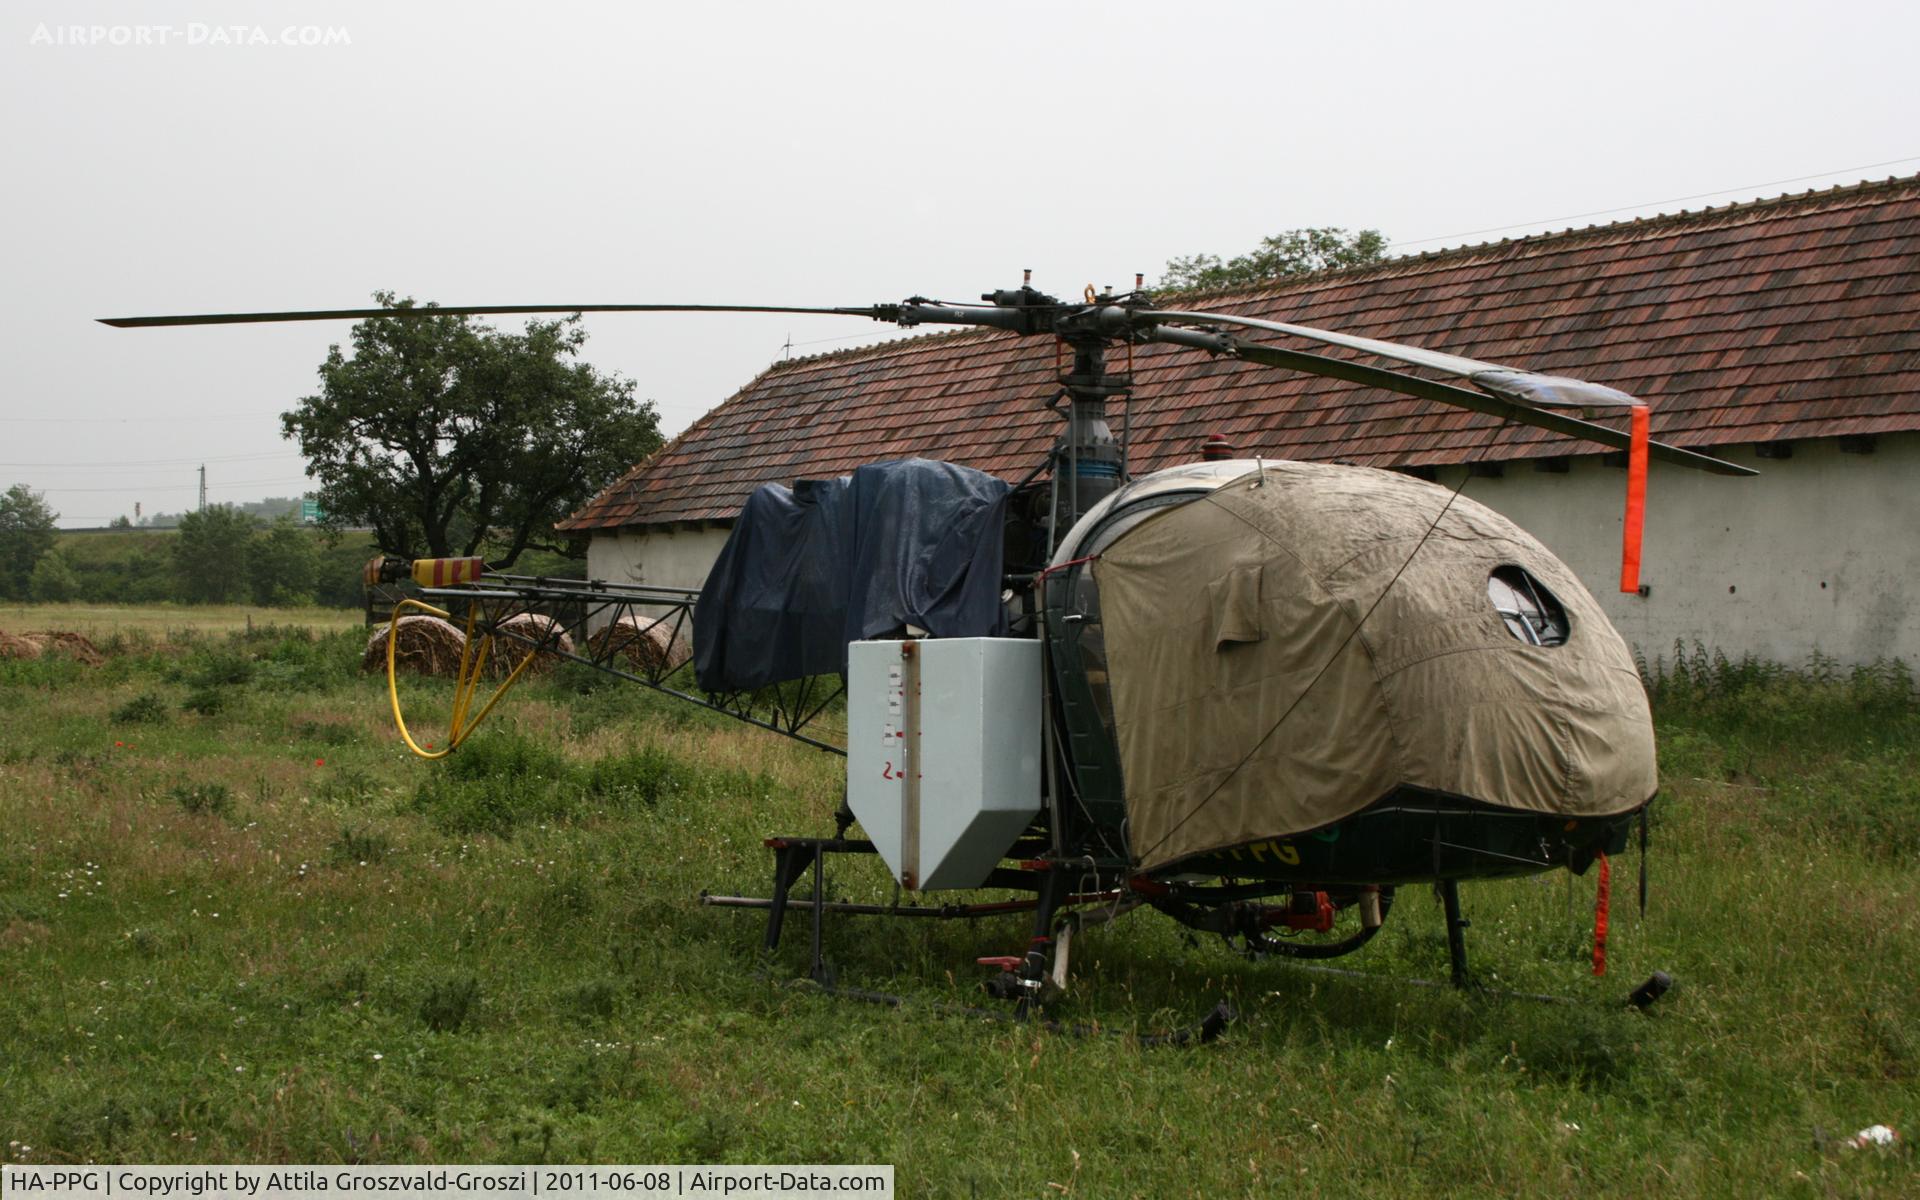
[491,613,575,676]
[362,615,468,676]
[587,615,691,676]
[0,632,43,661]
[23,631,105,666]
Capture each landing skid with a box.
[703,838,1672,1027]
[705,834,1232,1044]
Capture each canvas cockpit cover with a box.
[693,458,1010,692]
[1091,462,1655,872]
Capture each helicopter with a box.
[102,280,1754,1018]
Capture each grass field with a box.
[0,601,364,640]
[0,628,1913,1196]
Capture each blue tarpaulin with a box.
[692,459,1010,692]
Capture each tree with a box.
[0,484,59,600]
[282,294,664,569]
[1159,227,1390,293]
[28,547,79,602]
[172,505,257,603]
[247,515,317,606]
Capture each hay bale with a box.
[587,615,691,676]
[0,631,43,661]
[23,632,104,666]
[362,615,468,676]
[490,613,575,676]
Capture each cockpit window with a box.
[1064,491,1208,738]
[1488,565,1569,646]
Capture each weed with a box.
[167,781,234,818]
[679,1113,737,1162]
[419,973,481,1032]
[122,926,176,958]
[535,874,596,922]
[443,731,570,784]
[316,766,382,806]
[184,649,256,689]
[581,745,684,809]
[412,736,708,835]
[4,621,1916,1188]
[254,628,362,691]
[112,691,171,724]
[49,1098,136,1158]
[559,977,622,1020]
[1858,1001,1915,1080]
[1494,1004,1640,1086]
[292,718,360,746]
[181,685,230,717]
[319,963,371,1005]
[329,826,392,867]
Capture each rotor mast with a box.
[1050,334,1128,549]
[897,278,1138,549]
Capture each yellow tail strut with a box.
[386,598,538,759]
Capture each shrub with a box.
[411,733,698,836]
[580,745,684,809]
[412,731,580,836]
[315,766,381,806]
[419,973,481,1032]
[185,649,255,688]
[559,977,622,1020]
[112,692,171,725]
[181,685,230,717]
[168,781,234,818]
[329,826,392,866]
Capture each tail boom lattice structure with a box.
[392,570,847,756]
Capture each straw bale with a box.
[362,615,468,676]
[490,613,575,676]
[587,615,691,676]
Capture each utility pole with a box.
[198,464,206,512]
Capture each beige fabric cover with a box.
[1093,462,1655,871]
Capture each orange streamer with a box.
[1619,406,1649,593]
[1592,852,1611,977]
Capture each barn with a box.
[562,176,1920,666]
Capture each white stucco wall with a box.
[584,525,732,633]
[1435,432,1920,666]
[589,432,1918,666]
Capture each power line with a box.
[0,450,303,469]
[37,477,310,494]
[1390,154,1920,250]
[0,412,276,424]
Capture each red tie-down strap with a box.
[1592,852,1612,977]
[1620,405,1650,593]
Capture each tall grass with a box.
[0,630,1912,1196]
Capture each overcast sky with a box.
[4,0,1917,526]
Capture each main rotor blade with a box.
[1146,309,1644,411]
[98,303,894,328]
[1146,328,1754,476]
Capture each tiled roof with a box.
[563,175,1920,531]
